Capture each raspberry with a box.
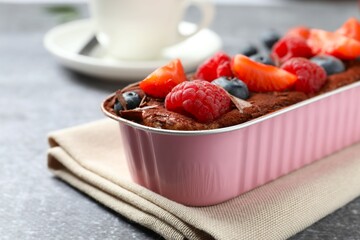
[281,57,327,94]
[195,51,233,82]
[285,26,310,40]
[271,37,313,65]
[165,80,231,123]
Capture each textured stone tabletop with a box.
[1,1,360,239]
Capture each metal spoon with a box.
[78,34,98,56]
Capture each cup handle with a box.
[177,0,215,42]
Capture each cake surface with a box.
[104,18,360,131]
[104,61,360,130]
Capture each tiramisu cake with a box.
[104,18,360,130]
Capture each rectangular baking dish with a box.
[102,81,360,206]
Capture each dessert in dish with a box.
[104,17,360,131]
[102,18,360,206]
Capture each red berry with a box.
[231,54,297,92]
[335,17,360,42]
[281,57,327,94]
[307,29,360,60]
[271,37,313,65]
[165,80,231,123]
[195,51,233,81]
[139,59,186,98]
[285,26,310,40]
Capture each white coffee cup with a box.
[89,0,215,60]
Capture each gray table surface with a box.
[1,1,360,239]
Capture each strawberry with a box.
[139,59,186,98]
[231,54,297,92]
[335,17,360,41]
[307,29,360,60]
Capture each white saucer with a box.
[44,19,223,81]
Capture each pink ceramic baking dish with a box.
[102,81,360,206]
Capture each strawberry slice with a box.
[335,17,360,41]
[139,59,186,98]
[285,26,310,40]
[307,29,360,60]
[231,54,297,92]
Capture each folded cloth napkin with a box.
[47,119,360,240]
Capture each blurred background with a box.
[1,0,360,240]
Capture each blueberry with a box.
[239,43,258,56]
[114,101,123,112]
[123,91,141,109]
[113,91,141,112]
[250,54,275,65]
[261,29,281,49]
[310,55,345,75]
[212,77,250,100]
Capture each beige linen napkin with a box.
[47,119,360,240]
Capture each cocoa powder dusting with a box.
[104,61,360,130]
